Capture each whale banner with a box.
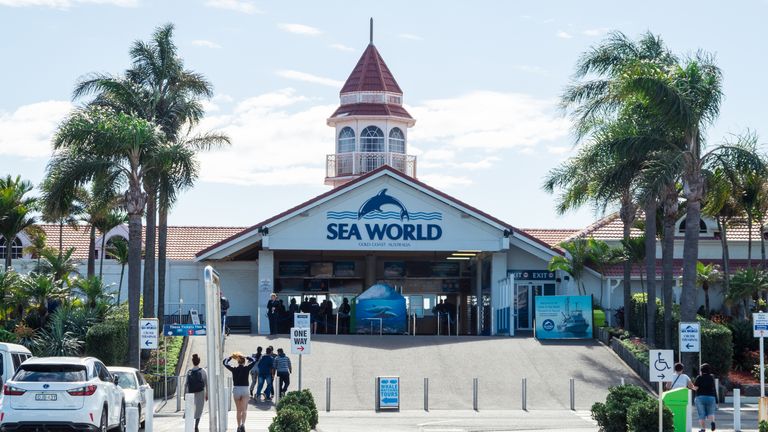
[355,283,407,334]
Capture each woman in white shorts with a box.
[223,352,257,432]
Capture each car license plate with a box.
[35,393,57,401]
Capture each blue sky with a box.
[1,0,767,230]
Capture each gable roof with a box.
[521,228,580,247]
[340,44,403,94]
[195,165,563,259]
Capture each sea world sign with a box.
[326,189,443,246]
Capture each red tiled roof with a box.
[34,224,246,261]
[521,228,580,247]
[340,44,403,94]
[602,259,750,278]
[330,103,413,120]
[196,165,565,258]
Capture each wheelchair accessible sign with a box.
[649,349,674,382]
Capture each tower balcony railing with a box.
[326,152,417,179]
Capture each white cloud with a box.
[276,70,343,88]
[277,23,322,36]
[0,0,135,7]
[582,28,609,37]
[329,43,354,52]
[192,39,222,49]
[204,0,261,14]
[398,33,423,41]
[511,64,549,76]
[556,30,573,39]
[0,100,73,158]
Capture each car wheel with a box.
[100,407,108,432]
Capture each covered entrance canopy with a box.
[196,166,562,335]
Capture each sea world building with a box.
[193,40,595,337]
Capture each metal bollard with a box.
[145,389,154,432]
[522,378,527,411]
[424,378,429,411]
[715,378,720,402]
[473,378,478,411]
[176,375,184,412]
[126,406,139,432]
[325,377,331,412]
[620,377,625,386]
[184,393,196,432]
[733,388,741,431]
[569,378,575,411]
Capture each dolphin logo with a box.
[358,189,410,221]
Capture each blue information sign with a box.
[163,324,207,336]
[377,376,400,410]
[534,295,593,340]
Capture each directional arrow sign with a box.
[139,318,159,349]
[377,376,400,410]
[755,313,768,338]
[290,327,311,355]
[679,322,700,353]
[649,349,674,382]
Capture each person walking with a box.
[223,352,256,432]
[309,297,320,334]
[184,354,207,432]
[255,347,276,401]
[692,363,718,432]
[665,362,694,391]
[273,348,292,397]
[267,293,279,335]
[220,291,230,336]
[338,297,351,334]
[249,347,263,398]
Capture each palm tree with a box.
[47,107,163,368]
[0,175,37,271]
[20,272,69,326]
[73,276,111,309]
[38,247,80,285]
[703,168,739,311]
[696,262,722,317]
[108,237,129,304]
[39,178,83,260]
[584,238,623,307]
[621,235,646,333]
[0,269,20,321]
[73,23,217,321]
[728,268,768,319]
[93,210,128,279]
[23,226,47,271]
[548,238,591,295]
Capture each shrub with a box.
[591,384,653,432]
[626,398,674,432]
[700,317,732,376]
[277,389,318,429]
[760,419,768,432]
[269,405,311,432]
[728,320,758,370]
[0,329,18,343]
[618,337,649,366]
[85,318,129,365]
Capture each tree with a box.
[549,238,591,295]
[0,175,37,271]
[73,276,111,309]
[621,235,646,333]
[584,238,623,307]
[93,210,128,279]
[728,268,768,319]
[0,269,20,321]
[23,226,47,271]
[20,272,69,326]
[696,262,722,317]
[47,107,163,368]
[108,236,129,305]
[38,247,80,285]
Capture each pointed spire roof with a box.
[340,44,403,95]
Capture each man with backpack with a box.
[185,354,207,432]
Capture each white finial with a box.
[370,17,373,44]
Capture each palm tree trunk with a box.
[128,211,142,368]
[620,197,636,330]
[4,239,11,272]
[681,156,704,376]
[645,199,657,347]
[748,218,753,268]
[87,225,96,277]
[99,234,107,280]
[662,200,676,349]
[58,222,63,259]
[143,190,157,319]
[761,222,766,270]
[157,198,168,329]
[117,263,125,304]
[719,218,731,302]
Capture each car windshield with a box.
[14,364,87,382]
[112,371,137,389]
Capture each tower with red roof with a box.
[325,20,417,187]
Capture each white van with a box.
[0,343,33,385]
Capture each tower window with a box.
[678,219,708,234]
[360,126,384,152]
[105,236,127,260]
[0,236,23,260]
[389,128,405,154]
[338,127,355,153]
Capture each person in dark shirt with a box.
[338,298,351,334]
[692,363,717,432]
[255,347,276,401]
[266,293,279,335]
[248,347,263,397]
[222,352,256,432]
[309,297,321,334]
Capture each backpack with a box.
[220,297,230,311]
[187,368,205,393]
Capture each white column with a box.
[475,256,483,335]
[490,252,508,336]
[258,250,275,335]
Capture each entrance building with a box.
[195,33,581,336]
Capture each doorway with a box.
[515,283,556,330]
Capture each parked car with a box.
[107,367,150,428]
[0,357,125,432]
[0,344,32,387]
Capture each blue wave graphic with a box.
[326,211,442,221]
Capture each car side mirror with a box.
[113,375,119,385]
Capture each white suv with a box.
[0,357,125,432]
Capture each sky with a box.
[1,0,767,230]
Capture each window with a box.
[113,371,138,389]
[337,127,355,153]
[0,236,23,260]
[105,236,127,260]
[678,219,708,234]
[388,128,405,154]
[360,126,384,152]
[15,364,87,382]
[95,362,112,382]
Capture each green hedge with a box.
[85,319,129,365]
[591,384,653,432]
[274,389,318,430]
[269,405,311,432]
[627,398,674,432]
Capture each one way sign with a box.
[291,327,311,355]
[679,321,700,353]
